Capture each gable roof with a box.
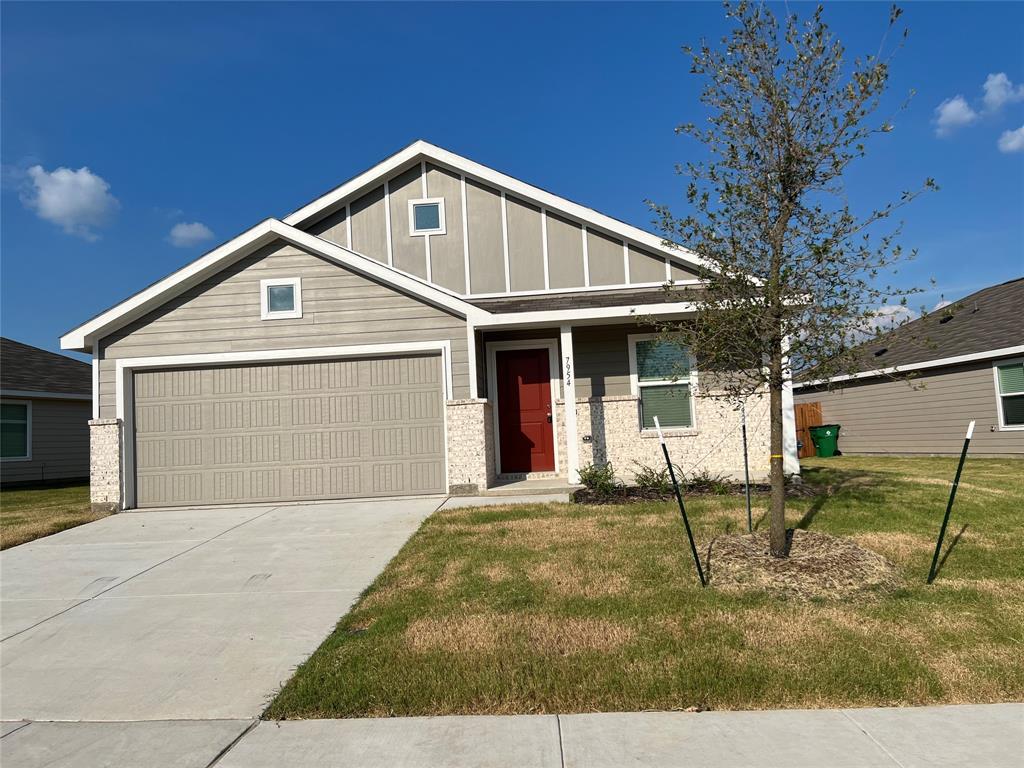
[1,337,91,396]
[61,141,708,353]
[284,140,709,275]
[60,220,489,352]
[797,277,1024,387]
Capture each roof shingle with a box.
[1,338,91,395]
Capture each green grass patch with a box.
[266,456,1024,718]
[0,482,105,549]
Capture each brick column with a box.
[445,399,494,495]
[89,418,123,513]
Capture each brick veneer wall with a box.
[89,418,122,512]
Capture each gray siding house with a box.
[62,141,798,511]
[1,338,92,485]
[794,278,1024,456]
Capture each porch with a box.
[445,301,785,495]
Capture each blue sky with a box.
[2,2,1022,359]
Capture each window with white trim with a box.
[1,401,31,460]
[260,277,302,320]
[629,335,696,430]
[408,198,446,236]
[995,358,1024,429]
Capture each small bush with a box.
[577,462,620,497]
[686,469,733,495]
[632,462,673,495]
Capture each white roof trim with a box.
[61,219,487,352]
[283,140,709,275]
[794,345,1024,389]
[476,301,698,328]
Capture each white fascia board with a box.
[61,219,281,352]
[283,140,709,276]
[0,389,91,401]
[60,218,488,352]
[476,301,698,328]
[794,345,1024,389]
[272,223,487,322]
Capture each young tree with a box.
[650,2,934,557]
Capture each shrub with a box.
[632,462,673,495]
[577,462,620,497]
[686,469,733,495]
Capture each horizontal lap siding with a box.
[1,398,90,484]
[794,360,1024,455]
[97,242,469,418]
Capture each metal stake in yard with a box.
[654,416,707,587]
[741,400,752,533]
[927,420,975,585]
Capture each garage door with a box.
[132,354,445,507]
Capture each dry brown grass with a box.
[405,612,637,655]
[528,559,631,597]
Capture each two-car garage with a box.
[131,354,446,508]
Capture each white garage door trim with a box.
[115,341,453,509]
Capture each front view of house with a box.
[62,141,797,511]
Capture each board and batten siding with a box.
[306,161,699,297]
[0,397,91,484]
[95,242,470,419]
[794,358,1024,456]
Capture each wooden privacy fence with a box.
[795,401,823,459]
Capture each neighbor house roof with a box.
[796,277,1024,387]
[1,337,91,397]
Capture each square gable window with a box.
[260,277,302,320]
[408,198,446,236]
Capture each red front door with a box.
[496,348,555,473]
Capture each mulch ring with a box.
[572,481,817,506]
[707,529,903,601]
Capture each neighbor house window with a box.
[628,334,696,430]
[260,277,302,320]
[1,401,31,460]
[995,359,1024,429]
[408,198,446,236]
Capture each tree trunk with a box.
[768,345,787,557]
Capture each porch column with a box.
[781,334,800,476]
[560,324,581,484]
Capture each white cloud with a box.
[934,96,978,136]
[932,299,952,311]
[168,221,215,248]
[982,72,1024,112]
[997,125,1024,153]
[847,305,917,342]
[866,304,916,331]
[20,165,119,241]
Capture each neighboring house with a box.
[794,278,1024,456]
[61,141,797,512]
[1,337,92,485]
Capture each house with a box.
[61,141,798,511]
[794,277,1024,456]
[1,337,92,485]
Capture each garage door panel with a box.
[134,354,445,507]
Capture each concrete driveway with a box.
[0,497,437,722]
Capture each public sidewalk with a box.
[2,703,1021,767]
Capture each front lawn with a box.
[0,482,105,549]
[267,456,1024,718]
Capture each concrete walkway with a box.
[1,704,1020,767]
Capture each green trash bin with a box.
[808,424,841,458]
